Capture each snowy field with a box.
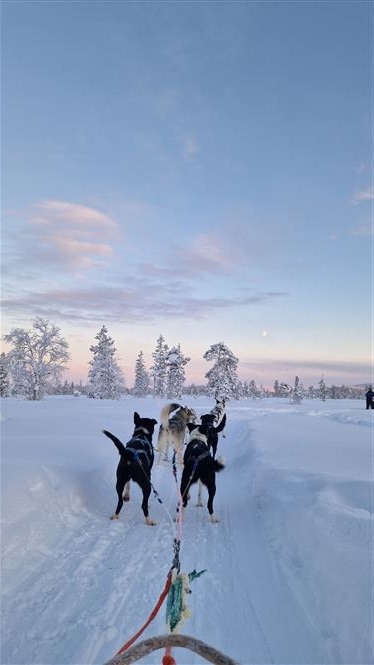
[1,395,373,665]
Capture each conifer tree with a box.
[165,344,190,399]
[150,334,169,398]
[249,379,257,399]
[88,325,125,399]
[203,341,239,400]
[319,375,327,402]
[0,353,10,397]
[133,350,150,397]
[292,375,303,404]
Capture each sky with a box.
[1,395,372,664]
[1,0,373,388]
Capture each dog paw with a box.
[210,515,220,523]
[110,514,119,520]
[145,518,157,526]
[196,501,203,507]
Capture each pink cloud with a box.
[35,200,118,230]
[24,200,120,270]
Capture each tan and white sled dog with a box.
[157,402,197,463]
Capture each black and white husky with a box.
[179,421,225,523]
[200,398,227,459]
[103,412,158,525]
[210,398,226,428]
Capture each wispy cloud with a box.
[349,224,373,237]
[5,200,120,273]
[179,134,199,161]
[2,198,289,332]
[34,200,118,228]
[2,282,288,327]
[173,232,234,274]
[351,187,374,205]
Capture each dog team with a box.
[102,398,227,525]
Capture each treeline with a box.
[0,317,367,401]
[44,378,365,401]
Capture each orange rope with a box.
[115,572,172,656]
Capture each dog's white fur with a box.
[210,399,226,429]
[157,403,197,463]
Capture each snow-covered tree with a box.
[165,344,190,399]
[150,334,169,398]
[203,341,239,400]
[133,351,150,397]
[292,375,303,404]
[249,379,258,399]
[319,375,327,402]
[3,317,70,400]
[0,353,10,397]
[278,382,292,398]
[88,325,125,399]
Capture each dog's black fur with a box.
[103,411,158,525]
[200,412,227,459]
[180,421,225,522]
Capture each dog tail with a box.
[102,429,126,455]
[160,402,181,428]
[212,455,225,472]
[215,413,227,433]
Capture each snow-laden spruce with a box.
[150,335,190,399]
[88,325,125,400]
[133,350,150,397]
[204,341,239,400]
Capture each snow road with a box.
[1,397,372,664]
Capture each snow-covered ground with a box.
[1,396,372,665]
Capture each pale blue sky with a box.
[1,0,372,387]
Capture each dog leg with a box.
[180,474,191,509]
[157,426,164,464]
[175,446,184,465]
[206,479,218,520]
[141,479,157,526]
[123,480,130,502]
[210,513,220,523]
[111,478,126,518]
[196,480,203,507]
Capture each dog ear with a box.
[187,422,196,433]
[134,412,141,425]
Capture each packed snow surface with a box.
[1,396,373,665]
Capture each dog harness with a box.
[189,442,210,467]
[126,432,153,466]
